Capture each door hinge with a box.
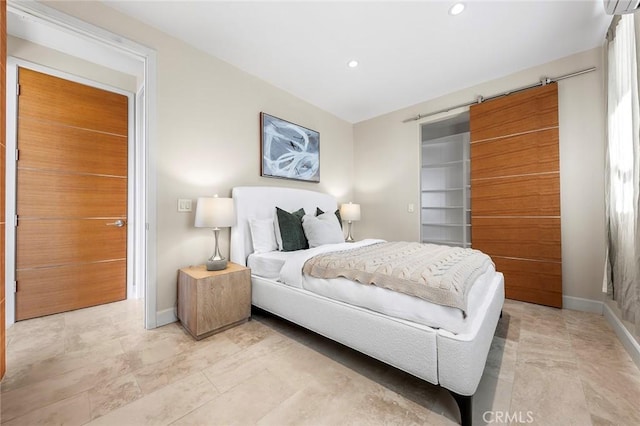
[13,281,17,293]
[14,215,18,227]
[16,83,20,96]
[15,148,19,162]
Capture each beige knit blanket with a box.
[302,242,493,315]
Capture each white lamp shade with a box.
[340,202,361,221]
[194,196,235,228]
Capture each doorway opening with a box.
[5,2,158,328]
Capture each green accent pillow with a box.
[316,207,343,229]
[276,207,308,251]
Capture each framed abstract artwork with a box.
[260,112,320,182]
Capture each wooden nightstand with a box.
[177,262,251,340]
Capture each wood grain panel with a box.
[471,129,559,179]
[17,169,126,218]
[18,118,127,176]
[492,257,562,308]
[15,68,128,321]
[472,173,560,216]
[15,260,126,320]
[178,263,251,340]
[18,68,127,136]
[196,268,251,336]
[470,83,561,308]
[472,217,561,261]
[17,219,126,269]
[470,83,558,142]
[177,270,197,336]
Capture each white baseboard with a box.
[156,307,178,328]
[603,303,640,370]
[562,295,604,314]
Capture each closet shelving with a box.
[420,114,471,248]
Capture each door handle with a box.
[106,219,125,227]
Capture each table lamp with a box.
[340,202,361,242]
[195,195,235,270]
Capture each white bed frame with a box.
[230,186,504,426]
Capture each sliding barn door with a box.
[470,84,562,308]
[15,68,129,320]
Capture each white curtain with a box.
[604,14,640,335]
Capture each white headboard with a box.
[230,186,338,266]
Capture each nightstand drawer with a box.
[178,262,251,340]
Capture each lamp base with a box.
[206,258,228,271]
[345,221,355,242]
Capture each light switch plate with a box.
[178,199,192,212]
[408,203,415,213]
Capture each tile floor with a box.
[0,298,639,425]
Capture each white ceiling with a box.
[103,1,611,123]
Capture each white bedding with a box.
[247,250,292,279]
[231,186,505,404]
[250,239,496,334]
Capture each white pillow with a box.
[249,218,278,254]
[301,213,345,248]
[273,215,283,251]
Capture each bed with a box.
[230,186,505,426]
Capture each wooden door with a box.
[15,68,128,320]
[470,84,562,308]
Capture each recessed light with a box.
[449,2,465,16]
[347,60,359,68]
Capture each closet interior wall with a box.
[420,112,471,248]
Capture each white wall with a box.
[354,47,606,302]
[28,1,605,311]
[44,1,355,318]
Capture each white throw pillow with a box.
[302,213,345,248]
[273,214,283,251]
[249,218,278,254]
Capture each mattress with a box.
[248,244,496,334]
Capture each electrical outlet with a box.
[178,199,192,212]
[408,203,415,213]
